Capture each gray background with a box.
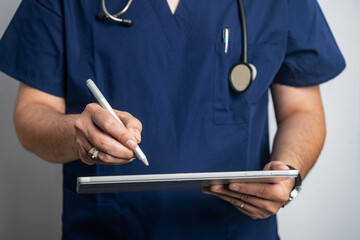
[0,0,358,239]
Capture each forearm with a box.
[204,110,326,219]
[270,110,326,179]
[205,85,327,219]
[14,103,80,163]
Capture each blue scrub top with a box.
[0,0,345,239]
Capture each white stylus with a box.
[86,79,149,166]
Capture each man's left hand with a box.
[202,161,295,219]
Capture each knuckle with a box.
[271,207,279,215]
[242,194,250,202]
[123,150,134,159]
[84,104,92,113]
[102,118,116,131]
[74,118,84,131]
[98,139,111,152]
[274,186,289,203]
[118,130,130,142]
[85,103,97,113]
[265,204,278,215]
[230,198,239,207]
[127,118,142,130]
[100,153,111,164]
[131,118,142,129]
[279,192,290,204]
[137,120,143,131]
[255,187,266,198]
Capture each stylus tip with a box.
[141,157,149,166]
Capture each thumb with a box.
[263,161,290,171]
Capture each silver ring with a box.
[87,147,99,161]
[240,200,245,209]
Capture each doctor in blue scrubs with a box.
[0,0,345,239]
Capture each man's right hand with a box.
[74,103,142,165]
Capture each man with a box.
[0,0,345,239]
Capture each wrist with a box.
[286,165,302,190]
[282,165,302,207]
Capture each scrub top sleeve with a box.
[0,0,65,98]
[274,0,346,87]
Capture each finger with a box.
[76,104,136,164]
[78,144,100,165]
[263,161,290,171]
[203,187,250,217]
[80,141,135,165]
[90,105,138,150]
[115,110,142,143]
[75,128,98,165]
[210,185,282,215]
[81,121,136,164]
[228,182,289,204]
[263,161,296,192]
[85,120,135,160]
[203,188,271,219]
[233,204,263,220]
[202,186,211,192]
[202,185,265,219]
[78,121,136,164]
[96,151,135,165]
[75,130,93,153]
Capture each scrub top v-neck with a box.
[147,0,202,52]
[0,0,345,239]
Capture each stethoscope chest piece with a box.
[229,63,256,93]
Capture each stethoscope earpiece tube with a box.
[96,12,133,26]
[228,0,257,93]
[237,0,248,63]
[97,0,133,26]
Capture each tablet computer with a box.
[77,170,298,194]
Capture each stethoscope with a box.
[96,0,133,26]
[96,0,257,93]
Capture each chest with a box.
[63,0,288,110]
[64,0,288,54]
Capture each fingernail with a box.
[229,184,239,191]
[125,139,137,149]
[211,186,222,193]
